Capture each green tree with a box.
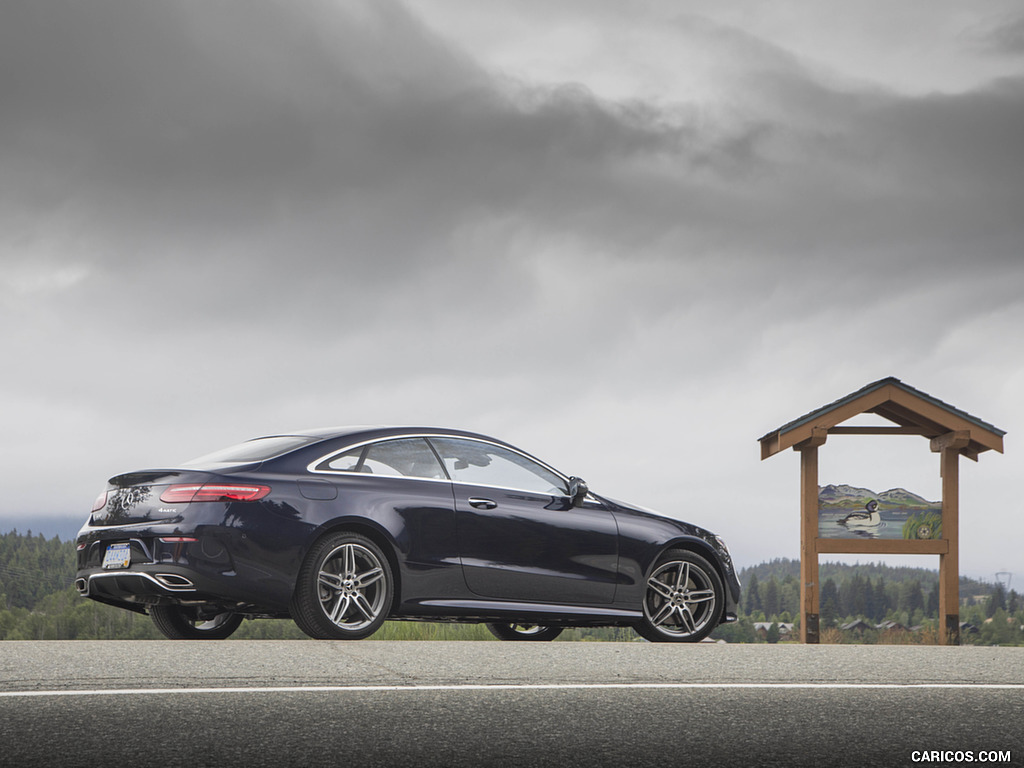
[820,578,840,627]
[762,577,780,619]
[779,579,799,617]
[987,584,1007,618]
[980,609,1012,645]
[711,617,757,643]
[874,578,889,620]
[844,573,867,617]
[745,574,761,615]
[898,580,924,615]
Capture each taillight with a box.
[158,537,198,543]
[91,491,108,513]
[159,484,271,503]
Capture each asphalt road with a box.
[2,641,1023,768]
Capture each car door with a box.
[427,437,619,604]
[312,437,463,602]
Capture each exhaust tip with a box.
[75,578,88,594]
[153,573,195,589]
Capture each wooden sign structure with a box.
[759,378,1005,645]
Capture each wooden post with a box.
[938,446,961,645]
[799,440,822,644]
[932,431,968,646]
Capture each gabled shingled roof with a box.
[759,377,1005,461]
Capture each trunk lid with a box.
[90,470,217,526]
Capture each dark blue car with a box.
[76,426,740,642]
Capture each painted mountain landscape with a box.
[818,484,940,510]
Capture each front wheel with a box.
[485,623,563,641]
[291,532,393,640]
[150,605,243,640]
[633,550,723,643]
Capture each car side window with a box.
[428,437,568,495]
[322,438,446,480]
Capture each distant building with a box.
[876,620,907,632]
[753,622,795,640]
[840,619,874,633]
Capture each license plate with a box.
[102,542,131,570]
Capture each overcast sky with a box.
[2,0,1022,579]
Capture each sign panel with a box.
[817,484,941,540]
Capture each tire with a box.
[291,532,393,640]
[485,623,563,642]
[150,605,243,640]
[633,550,723,643]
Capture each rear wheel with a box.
[150,605,243,640]
[291,532,393,640]
[633,550,723,643]
[485,623,563,642]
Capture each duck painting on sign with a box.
[817,484,942,540]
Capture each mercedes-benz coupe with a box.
[76,427,740,642]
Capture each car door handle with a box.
[468,497,497,510]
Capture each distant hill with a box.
[2,517,84,543]
[818,484,939,510]
[878,488,939,507]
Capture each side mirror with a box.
[568,476,589,507]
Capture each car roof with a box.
[261,425,512,446]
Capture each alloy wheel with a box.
[635,551,722,642]
[291,532,394,640]
[317,543,388,630]
[150,605,243,640]
[485,622,563,641]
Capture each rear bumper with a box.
[75,562,245,611]
[77,568,199,600]
[75,522,294,614]
[75,560,292,618]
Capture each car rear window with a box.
[182,436,318,468]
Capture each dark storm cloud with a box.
[2,0,1020,412]
[3,0,1021,374]
[1,0,724,326]
[0,0,474,242]
[6,0,1020,297]
[970,13,1024,57]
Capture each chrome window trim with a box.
[307,435,449,482]
[306,433,572,496]
[181,434,321,469]
[454,477,569,496]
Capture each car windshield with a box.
[182,436,318,468]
